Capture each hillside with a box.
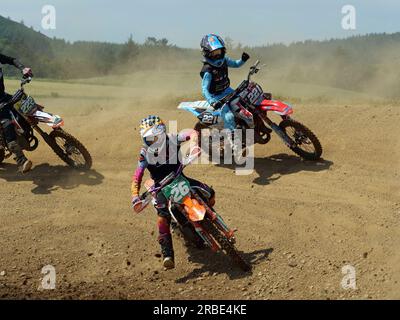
[1,15,400,98]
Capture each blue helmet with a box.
[200,34,226,67]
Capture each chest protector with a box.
[146,139,182,184]
[200,60,230,95]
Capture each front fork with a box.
[168,199,219,251]
[191,192,236,245]
[258,112,294,148]
[170,192,236,252]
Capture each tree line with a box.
[1,15,399,98]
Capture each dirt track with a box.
[0,88,399,299]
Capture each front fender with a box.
[182,196,206,222]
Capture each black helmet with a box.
[200,34,226,67]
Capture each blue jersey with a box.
[201,56,245,104]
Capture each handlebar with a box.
[248,60,261,80]
[214,60,263,107]
[0,77,32,110]
[138,146,201,200]
[21,76,32,87]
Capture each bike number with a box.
[241,84,263,105]
[198,112,218,125]
[162,176,191,203]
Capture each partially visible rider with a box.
[0,53,33,173]
[131,115,215,269]
[200,34,250,154]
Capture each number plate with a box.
[161,175,191,203]
[19,96,37,115]
[198,112,218,125]
[240,83,263,105]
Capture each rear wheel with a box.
[0,148,4,164]
[279,119,322,160]
[202,218,251,272]
[46,129,92,170]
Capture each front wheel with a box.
[279,119,322,160]
[201,218,251,272]
[46,129,92,170]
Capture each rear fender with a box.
[178,105,203,117]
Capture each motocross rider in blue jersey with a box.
[200,34,250,154]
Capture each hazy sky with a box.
[1,0,399,47]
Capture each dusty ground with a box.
[0,78,399,300]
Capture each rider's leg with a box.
[220,103,236,132]
[0,107,32,173]
[220,103,243,157]
[154,192,175,269]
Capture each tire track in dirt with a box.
[0,96,399,299]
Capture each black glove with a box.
[241,52,250,62]
[211,101,223,109]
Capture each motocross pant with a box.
[211,87,236,132]
[0,93,17,143]
[0,93,28,165]
[220,102,236,132]
[154,176,215,257]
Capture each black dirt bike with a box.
[0,77,92,170]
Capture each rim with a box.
[54,137,87,168]
[285,127,316,155]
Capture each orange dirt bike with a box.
[133,147,251,271]
[0,77,92,169]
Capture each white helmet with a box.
[139,115,167,153]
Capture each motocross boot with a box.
[7,141,32,173]
[158,234,175,269]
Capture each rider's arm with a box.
[0,53,25,71]
[225,56,245,68]
[201,72,219,104]
[131,149,148,198]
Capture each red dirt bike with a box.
[133,147,251,271]
[178,60,322,160]
[0,77,92,169]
